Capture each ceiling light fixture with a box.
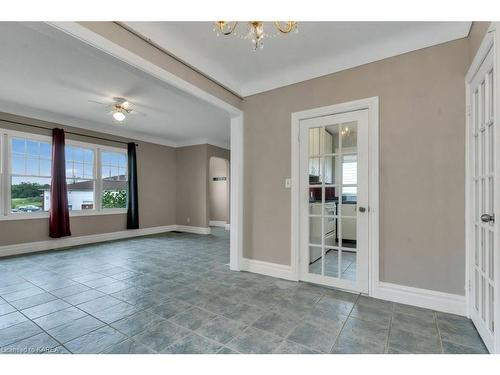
[213,21,298,50]
[112,109,126,122]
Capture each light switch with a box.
[285,178,291,189]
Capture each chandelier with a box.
[213,21,298,50]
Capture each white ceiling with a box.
[0,22,231,148]
[124,21,472,96]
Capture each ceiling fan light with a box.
[113,111,126,122]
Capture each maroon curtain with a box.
[49,128,71,238]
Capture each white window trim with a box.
[0,127,128,221]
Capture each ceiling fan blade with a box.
[88,99,113,107]
[128,109,147,116]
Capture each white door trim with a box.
[291,97,379,294]
[44,22,244,272]
[465,22,499,354]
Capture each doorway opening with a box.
[209,156,230,230]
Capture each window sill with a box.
[0,209,127,221]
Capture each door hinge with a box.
[468,279,472,292]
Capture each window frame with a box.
[0,128,128,221]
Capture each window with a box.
[0,128,128,218]
[10,137,52,213]
[101,151,127,209]
[65,145,95,211]
[342,155,357,200]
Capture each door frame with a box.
[291,96,379,295]
[465,22,499,353]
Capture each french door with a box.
[467,33,499,353]
[299,110,369,293]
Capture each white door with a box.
[299,110,369,293]
[467,40,498,353]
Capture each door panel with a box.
[299,110,369,293]
[469,45,496,352]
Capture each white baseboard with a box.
[225,223,230,231]
[175,225,211,235]
[372,281,466,316]
[209,220,226,228]
[0,224,211,258]
[240,258,296,281]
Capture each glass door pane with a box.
[307,121,358,282]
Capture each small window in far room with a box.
[101,150,127,209]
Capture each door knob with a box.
[359,207,367,213]
[481,213,495,223]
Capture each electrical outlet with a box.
[187,217,190,224]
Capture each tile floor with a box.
[0,228,488,354]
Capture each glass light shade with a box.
[113,111,126,122]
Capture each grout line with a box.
[435,311,445,354]
[384,302,395,353]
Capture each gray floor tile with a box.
[63,289,106,305]
[147,298,191,319]
[21,299,71,319]
[391,311,438,337]
[393,303,435,320]
[226,327,283,354]
[0,282,35,296]
[133,320,190,352]
[1,332,59,354]
[0,228,487,354]
[196,316,246,344]
[442,339,489,354]
[223,303,266,325]
[287,322,338,353]
[80,276,116,288]
[92,301,140,324]
[0,320,43,347]
[65,326,126,353]
[252,311,301,337]
[274,340,319,354]
[338,317,389,346]
[47,315,105,343]
[111,310,165,337]
[350,302,392,326]
[104,338,155,354]
[388,327,442,354]
[9,292,58,310]
[168,307,216,330]
[0,303,16,317]
[332,333,386,354]
[2,286,45,303]
[162,333,222,354]
[217,346,238,354]
[76,295,122,314]
[33,306,88,331]
[96,281,131,294]
[0,311,28,330]
[50,284,90,298]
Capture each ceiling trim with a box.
[0,100,229,149]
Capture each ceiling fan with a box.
[88,97,146,124]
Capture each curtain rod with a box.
[2,119,138,147]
